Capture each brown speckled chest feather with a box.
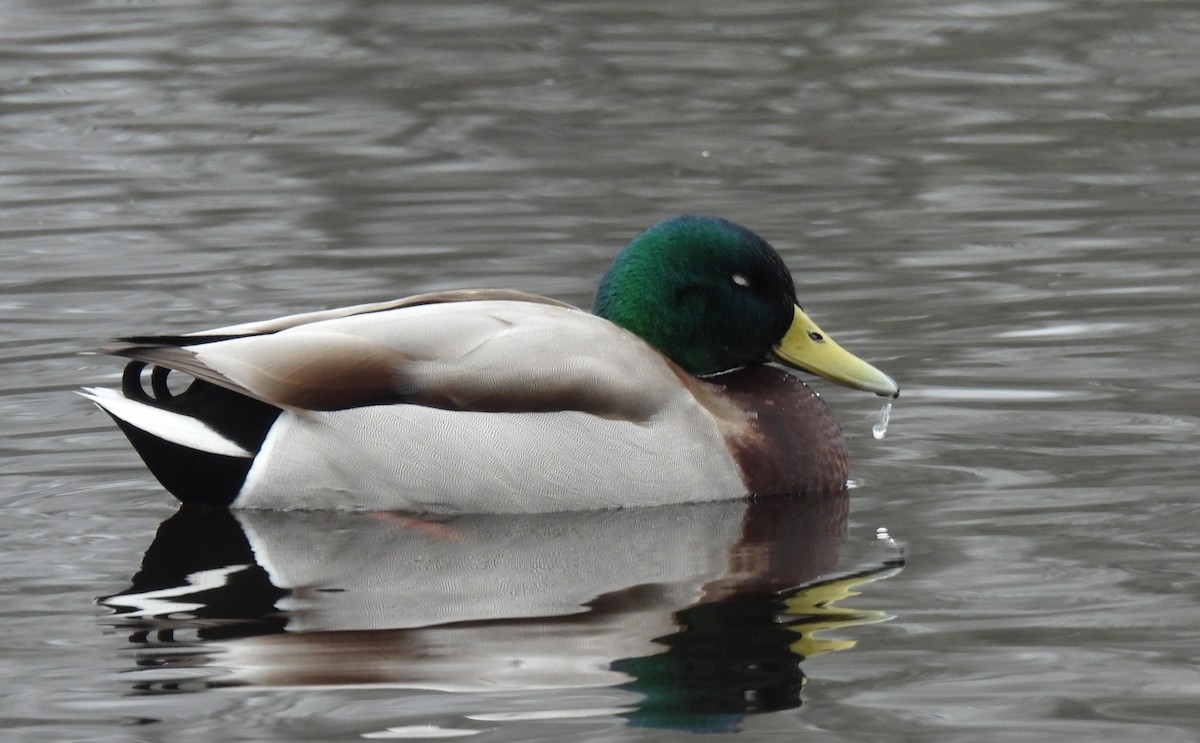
[705,366,849,497]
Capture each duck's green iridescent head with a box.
[594,215,899,397]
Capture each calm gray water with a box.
[3,1,1199,741]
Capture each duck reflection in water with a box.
[101,493,900,734]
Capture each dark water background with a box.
[3,1,1199,741]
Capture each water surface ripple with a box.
[2,1,1199,741]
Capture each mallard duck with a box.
[82,215,898,512]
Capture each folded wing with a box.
[105,291,687,421]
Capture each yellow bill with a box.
[771,305,899,398]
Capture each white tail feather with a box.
[79,387,252,458]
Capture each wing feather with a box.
[104,296,687,419]
[194,289,574,337]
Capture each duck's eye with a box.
[809,331,824,342]
[731,274,750,287]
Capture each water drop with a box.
[874,526,905,563]
[871,401,892,440]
